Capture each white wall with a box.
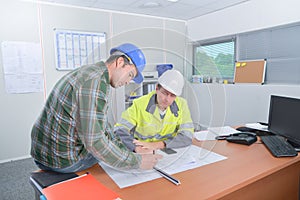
[185,83,300,128]
[187,0,300,41]
[0,1,44,162]
[185,0,300,127]
[0,1,187,162]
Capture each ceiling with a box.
[38,0,250,20]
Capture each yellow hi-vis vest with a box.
[114,91,194,151]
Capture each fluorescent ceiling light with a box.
[141,2,161,8]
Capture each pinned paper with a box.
[236,62,241,67]
[241,62,247,67]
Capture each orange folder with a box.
[42,173,121,200]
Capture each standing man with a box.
[31,43,161,173]
[114,70,194,153]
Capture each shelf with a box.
[125,78,158,109]
[143,79,157,83]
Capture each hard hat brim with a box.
[133,71,143,84]
[160,83,180,96]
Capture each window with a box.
[193,40,235,81]
[193,22,300,85]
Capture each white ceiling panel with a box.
[38,0,251,20]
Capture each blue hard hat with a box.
[110,43,146,84]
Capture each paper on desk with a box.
[99,145,227,188]
[194,130,216,141]
[208,126,240,135]
[194,126,239,141]
[245,123,268,131]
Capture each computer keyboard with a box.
[260,135,298,157]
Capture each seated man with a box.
[114,70,194,153]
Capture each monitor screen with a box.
[268,95,300,147]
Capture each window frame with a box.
[192,22,300,85]
[193,37,236,81]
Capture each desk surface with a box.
[79,139,300,200]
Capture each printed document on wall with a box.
[1,41,44,93]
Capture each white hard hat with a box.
[157,69,184,96]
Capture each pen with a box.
[153,167,181,186]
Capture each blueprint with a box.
[99,145,227,188]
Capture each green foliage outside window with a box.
[194,41,235,79]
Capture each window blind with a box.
[237,23,300,84]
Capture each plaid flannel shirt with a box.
[31,62,141,169]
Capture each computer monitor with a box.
[268,95,300,148]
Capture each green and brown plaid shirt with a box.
[31,62,141,169]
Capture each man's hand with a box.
[139,153,163,170]
[133,139,165,150]
[135,146,154,154]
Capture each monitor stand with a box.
[287,140,300,152]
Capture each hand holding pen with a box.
[137,145,180,185]
[138,149,163,170]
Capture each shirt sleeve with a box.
[165,98,194,148]
[114,103,138,152]
[77,77,141,169]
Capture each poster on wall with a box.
[1,41,44,94]
[54,29,106,70]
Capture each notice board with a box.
[54,29,106,71]
[234,59,266,84]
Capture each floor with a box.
[0,158,39,200]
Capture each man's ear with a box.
[116,56,125,68]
